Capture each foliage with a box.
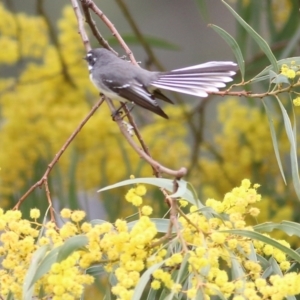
[1,0,300,299]
[1,180,300,300]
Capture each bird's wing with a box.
[107,80,169,119]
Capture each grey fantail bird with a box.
[85,48,237,119]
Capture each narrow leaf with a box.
[222,0,278,72]
[275,96,300,200]
[270,257,283,276]
[146,288,159,300]
[98,177,186,197]
[230,250,245,281]
[221,229,300,263]
[194,0,209,21]
[252,57,300,83]
[209,24,245,80]
[127,218,177,233]
[256,254,270,271]
[279,22,300,60]
[6,292,14,300]
[98,178,199,206]
[86,265,106,277]
[90,219,109,226]
[132,260,166,300]
[26,246,62,290]
[23,245,50,299]
[57,235,88,262]
[262,98,286,184]
[168,253,190,299]
[254,220,300,237]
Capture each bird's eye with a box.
[85,54,95,65]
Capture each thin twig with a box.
[80,0,138,65]
[44,180,56,223]
[14,97,105,209]
[70,0,91,52]
[149,219,173,248]
[177,206,200,232]
[104,97,187,177]
[123,105,161,177]
[165,193,189,253]
[114,0,164,70]
[80,0,117,54]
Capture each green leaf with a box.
[209,24,245,80]
[36,206,52,243]
[221,229,300,263]
[280,26,300,60]
[252,57,300,83]
[98,177,199,206]
[194,0,209,21]
[109,272,118,287]
[90,219,109,226]
[197,206,228,221]
[23,245,50,299]
[262,98,286,184]
[287,295,297,300]
[275,0,300,43]
[132,260,166,300]
[167,253,189,300]
[146,288,159,300]
[269,70,290,85]
[98,177,184,195]
[186,182,205,208]
[57,235,88,262]
[26,245,62,291]
[105,284,112,300]
[262,264,273,279]
[254,220,300,237]
[275,96,300,200]
[127,218,177,233]
[247,242,258,262]
[86,265,106,277]
[230,250,245,281]
[267,259,297,299]
[222,0,278,72]
[176,252,190,283]
[270,257,283,276]
[107,34,180,50]
[256,254,270,271]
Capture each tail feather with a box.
[171,61,237,73]
[151,61,237,98]
[151,83,209,97]
[156,79,226,88]
[153,81,221,91]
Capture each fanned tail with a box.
[151,61,237,97]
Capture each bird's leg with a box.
[111,102,136,121]
[111,103,125,120]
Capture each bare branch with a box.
[80,0,138,65]
[114,0,165,70]
[70,0,91,52]
[104,96,187,178]
[80,1,117,55]
[14,97,105,210]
